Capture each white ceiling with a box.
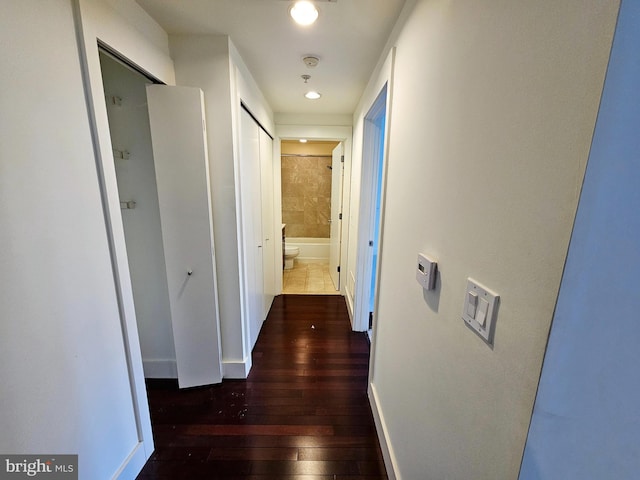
[135,0,406,115]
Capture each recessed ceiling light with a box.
[299,139,308,143]
[290,1,319,26]
[305,91,321,100]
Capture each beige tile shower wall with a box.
[281,155,332,238]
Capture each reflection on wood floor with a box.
[283,260,338,295]
[138,295,387,479]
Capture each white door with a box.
[259,128,275,316]
[329,142,344,291]
[240,108,265,349]
[146,85,223,389]
[355,85,388,333]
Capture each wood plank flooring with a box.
[137,294,388,479]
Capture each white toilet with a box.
[284,245,299,270]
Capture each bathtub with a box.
[285,237,330,261]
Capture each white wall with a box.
[0,1,149,478]
[74,0,177,474]
[169,35,248,376]
[520,1,639,477]
[100,53,177,378]
[229,39,277,364]
[275,113,353,127]
[230,41,275,136]
[355,0,620,478]
[347,49,394,324]
[169,35,276,378]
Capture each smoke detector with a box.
[303,56,320,68]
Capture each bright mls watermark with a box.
[0,456,77,479]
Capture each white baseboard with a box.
[142,359,177,379]
[345,288,355,325]
[114,441,150,480]
[143,358,253,380]
[223,357,252,379]
[369,382,400,480]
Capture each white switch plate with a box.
[462,278,499,345]
[416,253,437,290]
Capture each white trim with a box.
[228,61,253,371]
[223,357,253,379]
[229,44,275,370]
[369,382,400,480]
[353,86,387,334]
[352,49,395,336]
[113,442,147,480]
[142,359,178,379]
[345,271,356,321]
[73,0,177,469]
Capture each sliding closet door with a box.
[240,109,265,350]
[259,128,275,316]
[146,85,222,389]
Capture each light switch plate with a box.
[462,278,499,345]
[416,253,437,290]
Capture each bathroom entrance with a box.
[281,139,344,294]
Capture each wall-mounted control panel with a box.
[416,253,437,290]
[462,278,499,345]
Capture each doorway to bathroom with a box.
[281,139,343,294]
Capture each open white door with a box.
[354,85,388,333]
[329,143,344,291]
[146,85,222,389]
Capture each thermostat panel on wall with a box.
[416,253,437,290]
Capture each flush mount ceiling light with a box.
[304,91,321,100]
[299,139,308,143]
[303,56,320,68]
[290,1,319,26]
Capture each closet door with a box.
[259,128,275,316]
[240,109,265,350]
[146,85,222,389]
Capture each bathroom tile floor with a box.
[283,260,339,295]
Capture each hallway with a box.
[137,295,387,479]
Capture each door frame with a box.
[72,1,176,475]
[329,142,345,291]
[353,85,389,335]
[351,47,395,340]
[274,125,353,296]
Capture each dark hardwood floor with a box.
[137,294,388,479]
